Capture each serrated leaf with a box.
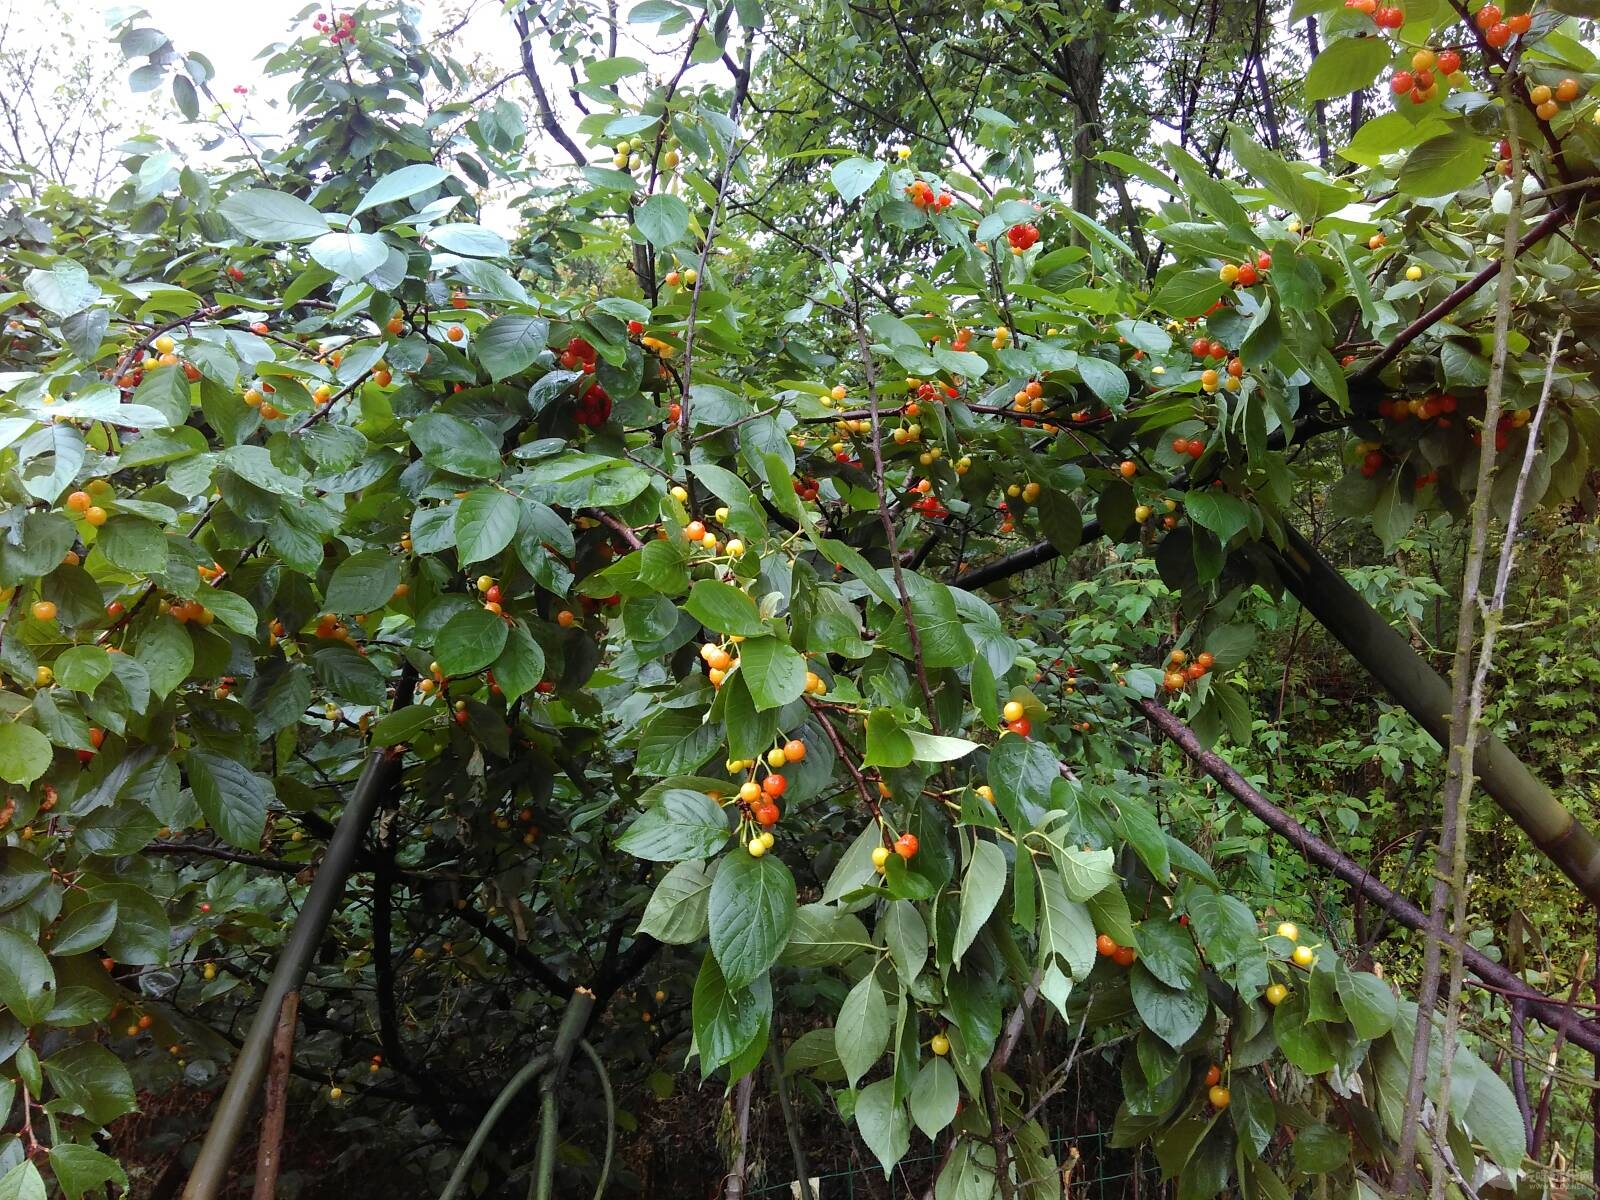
[836,970,889,1087]
[616,788,731,861]
[951,840,1006,968]
[708,849,796,989]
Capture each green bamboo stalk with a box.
[437,1053,551,1200]
[1273,524,1600,905]
[529,988,595,1200]
[577,1040,615,1200]
[181,749,403,1200]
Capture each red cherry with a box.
[894,832,919,860]
[1474,3,1501,30]
[1391,70,1415,95]
[1007,716,1031,737]
[484,586,502,605]
[1235,263,1258,287]
[1437,49,1461,74]
[627,320,644,336]
[1484,22,1510,46]
[1256,252,1271,270]
[1096,933,1117,957]
[762,773,787,798]
[1190,337,1210,358]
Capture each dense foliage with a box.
[0,0,1597,1196]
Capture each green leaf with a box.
[0,928,55,1024]
[95,514,167,573]
[369,706,438,747]
[53,646,114,695]
[691,952,769,1076]
[491,624,545,703]
[782,904,871,967]
[684,579,767,636]
[904,731,980,762]
[1184,491,1252,545]
[1274,997,1336,1072]
[616,788,731,861]
[1336,964,1398,1039]
[430,224,510,257]
[863,708,914,768]
[708,849,796,989]
[881,900,927,987]
[1130,963,1207,1048]
[323,549,402,614]
[0,724,52,786]
[48,1145,128,1200]
[854,1078,910,1176]
[830,157,885,204]
[1398,130,1487,198]
[636,194,691,248]
[41,1042,136,1124]
[1231,1073,1277,1160]
[1053,845,1117,901]
[836,969,889,1087]
[987,732,1057,828]
[0,848,51,911]
[1150,268,1230,319]
[187,749,273,847]
[454,489,521,564]
[638,859,714,943]
[1036,864,1096,982]
[951,840,1006,968]
[1293,1124,1349,1175]
[738,636,806,710]
[910,1057,959,1138]
[0,1163,45,1200]
[434,607,510,675]
[23,262,101,316]
[1036,491,1083,556]
[587,56,647,84]
[201,590,259,636]
[476,315,550,382]
[309,230,389,279]
[409,413,503,478]
[353,163,451,214]
[1304,36,1393,102]
[95,884,168,964]
[1135,919,1202,989]
[1228,125,1351,222]
[1458,1048,1528,1173]
[218,188,327,241]
[50,900,119,956]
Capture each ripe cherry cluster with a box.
[1343,1,1405,29]
[557,335,598,374]
[905,180,954,211]
[1161,648,1215,693]
[1005,223,1041,253]
[1389,48,1464,106]
[314,10,357,42]
[1472,4,1534,48]
[1217,252,1271,288]
[576,383,611,427]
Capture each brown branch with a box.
[1136,697,1600,1057]
[1353,205,1567,382]
[512,11,588,168]
[250,991,300,1200]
